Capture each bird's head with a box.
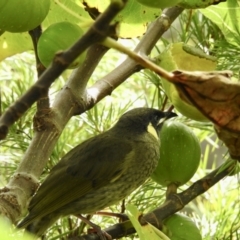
[114,108,177,140]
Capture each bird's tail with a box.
[17,213,59,237]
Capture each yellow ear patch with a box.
[147,123,159,140]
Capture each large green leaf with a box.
[0,32,33,61]
[42,0,90,29]
[200,0,240,46]
[83,0,161,38]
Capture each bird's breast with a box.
[58,137,160,215]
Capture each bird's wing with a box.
[22,133,133,225]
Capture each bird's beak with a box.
[157,111,177,126]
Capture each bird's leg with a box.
[95,199,129,223]
[75,214,112,240]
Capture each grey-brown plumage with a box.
[17,108,176,236]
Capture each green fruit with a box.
[163,213,202,240]
[0,0,50,33]
[136,0,180,9]
[151,121,201,186]
[37,22,86,68]
[162,80,209,122]
[178,0,218,8]
[158,42,216,122]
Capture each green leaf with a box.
[83,0,161,38]
[200,0,240,46]
[126,204,170,240]
[0,32,33,62]
[0,217,34,240]
[42,0,91,29]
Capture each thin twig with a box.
[86,6,184,107]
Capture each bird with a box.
[17,107,177,237]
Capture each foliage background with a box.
[0,1,240,239]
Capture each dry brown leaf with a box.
[169,70,240,160]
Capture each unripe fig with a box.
[151,121,201,186]
[178,0,219,8]
[136,0,180,9]
[163,213,202,240]
[37,22,86,68]
[0,0,50,33]
[158,42,216,122]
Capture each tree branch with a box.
[86,6,184,107]
[28,26,50,113]
[0,0,125,224]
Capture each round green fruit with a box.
[158,42,216,122]
[37,22,86,68]
[162,79,209,122]
[151,121,201,187]
[0,0,50,33]
[178,0,217,8]
[163,213,202,240]
[136,0,180,9]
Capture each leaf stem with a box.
[101,37,174,81]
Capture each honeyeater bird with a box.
[17,107,176,237]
